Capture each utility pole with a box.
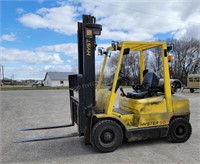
[0,64,4,80]
[2,65,4,80]
[0,64,1,80]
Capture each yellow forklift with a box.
[17,15,192,153]
[93,41,192,152]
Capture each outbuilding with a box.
[43,72,74,87]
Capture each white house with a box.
[43,72,74,87]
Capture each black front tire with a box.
[91,120,123,153]
[167,117,192,143]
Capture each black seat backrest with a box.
[126,72,160,99]
[142,72,159,89]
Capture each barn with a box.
[43,72,74,87]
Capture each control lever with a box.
[120,88,126,97]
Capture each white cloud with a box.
[36,43,78,56]
[80,0,199,40]
[5,66,45,80]
[44,65,72,72]
[0,43,79,79]
[18,13,48,29]
[18,0,199,40]
[174,22,200,39]
[0,47,63,64]
[0,33,16,42]
[67,59,71,63]
[18,5,79,35]
[0,42,113,79]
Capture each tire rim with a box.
[175,125,186,138]
[100,129,115,144]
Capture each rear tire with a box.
[171,82,178,93]
[190,88,194,93]
[91,120,123,153]
[167,117,192,143]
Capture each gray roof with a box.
[188,74,200,77]
[45,72,74,81]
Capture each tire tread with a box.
[167,117,192,143]
[91,119,123,152]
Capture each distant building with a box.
[1,78,14,85]
[43,72,74,87]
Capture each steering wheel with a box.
[132,83,147,93]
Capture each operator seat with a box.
[127,72,159,99]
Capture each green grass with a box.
[0,84,131,91]
[0,85,69,91]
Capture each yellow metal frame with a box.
[97,47,113,91]
[139,50,145,83]
[95,41,189,129]
[97,41,172,113]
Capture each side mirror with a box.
[111,41,119,50]
[123,48,130,55]
[98,47,105,56]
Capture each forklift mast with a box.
[68,15,102,136]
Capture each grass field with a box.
[0,85,69,91]
[0,84,132,91]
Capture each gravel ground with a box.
[0,89,199,164]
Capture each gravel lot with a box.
[1,90,200,164]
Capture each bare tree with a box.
[105,38,200,85]
[107,51,140,85]
[146,48,163,77]
[168,38,200,84]
[146,38,200,84]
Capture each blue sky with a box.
[0,0,199,80]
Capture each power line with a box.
[91,1,198,23]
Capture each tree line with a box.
[105,38,200,85]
